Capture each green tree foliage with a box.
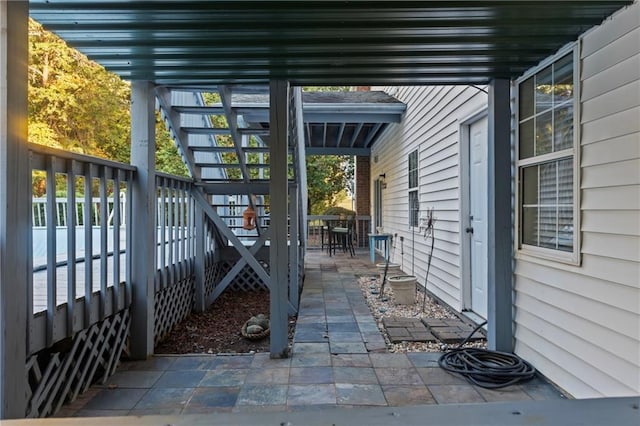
[28,19,130,161]
[202,89,355,210]
[306,155,354,214]
[28,19,187,177]
[155,116,189,177]
[303,86,355,214]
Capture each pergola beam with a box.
[349,123,364,148]
[362,123,384,148]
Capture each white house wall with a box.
[513,2,640,398]
[370,86,488,311]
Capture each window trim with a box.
[408,149,419,227]
[515,43,581,266]
[408,189,419,228]
[408,149,418,190]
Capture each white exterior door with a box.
[469,116,488,318]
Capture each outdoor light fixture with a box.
[379,173,387,189]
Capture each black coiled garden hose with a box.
[438,321,537,389]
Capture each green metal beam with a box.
[29,0,632,85]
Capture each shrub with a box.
[323,206,356,216]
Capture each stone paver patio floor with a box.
[58,250,564,417]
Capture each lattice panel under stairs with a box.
[215,260,270,293]
[204,252,220,300]
[26,309,130,418]
[154,275,195,345]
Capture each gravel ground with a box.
[156,275,485,355]
[357,275,487,353]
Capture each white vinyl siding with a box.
[370,85,487,310]
[513,1,640,398]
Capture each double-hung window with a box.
[408,150,419,227]
[517,46,579,263]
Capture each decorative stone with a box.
[247,314,269,329]
[246,324,264,334]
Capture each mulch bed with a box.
[155,289,296,355]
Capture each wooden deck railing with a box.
[24,144,305,417]
[26,144,135,417]
[28,144,136,354]
[306,215,372,250]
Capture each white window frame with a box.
[408,149,419,227]
[515,43,581,265]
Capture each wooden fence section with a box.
[23,144,306,418]
[26,145,135,418]
[28,144,135,355]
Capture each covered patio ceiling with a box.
[27,1,633,186]
[29,1,633,86]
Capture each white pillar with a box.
[487,78,514,352]
[269,80,290,358]
[0,0,29,417]
[129,81,156,359]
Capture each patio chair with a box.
[328,216,355,257]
